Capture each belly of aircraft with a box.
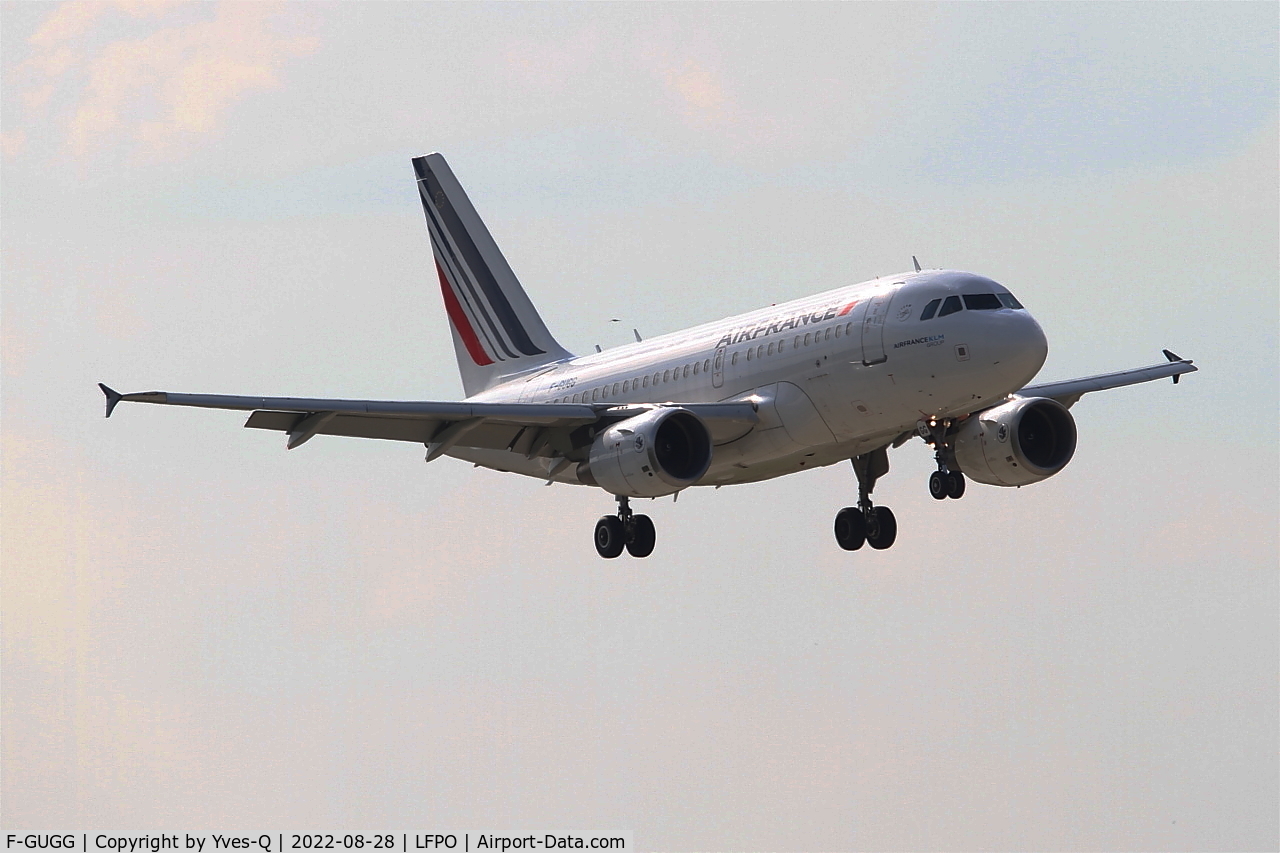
[448,326,1024,489]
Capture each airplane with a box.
[99,153,1197,559]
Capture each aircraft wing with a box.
[1017,350,1197,408]
[98,385,758,457]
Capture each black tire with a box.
[834,506,866,551]
[594,516,625,558]
[626,514,656,558]
[867,506,897,550]
[946,471,966,500]
[929,470,948,500]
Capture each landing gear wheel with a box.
[866,506,897,550]
[594,516,625,558]
[626,514,656,558]
[929,470,948,500]
[834,507,866,551]
[945,471,966,500]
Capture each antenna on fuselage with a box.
[913,256,922,272]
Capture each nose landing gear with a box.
[834,447,898,551]
[594,495,656,558]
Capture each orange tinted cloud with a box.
[9,1,319,161]
[662,59,731,125]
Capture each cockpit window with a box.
[963,293,1002,310]
[998,292,1024,309]
[938,295,962,317]
[920,298,941,321]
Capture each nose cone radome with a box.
[1008,310,1048,386]
[969,306,1048,393]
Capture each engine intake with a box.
[952,396,1076,487]
[580,408,713,497]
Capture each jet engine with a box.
[578,408,713,497]
[952,396,1077,487]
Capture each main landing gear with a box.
[928,469,966,500]
[921,417,966,500]
[594,495,656,559]
[834,447,898,551]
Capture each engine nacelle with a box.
[952,396,1077,487]
[579,408,713,497]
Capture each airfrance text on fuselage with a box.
[714,301,858,349]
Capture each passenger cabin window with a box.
[998,293,1024,309]
[732,352,739,365]
[693,361,700,375]
[663,370,670,382]
[920,298,941,320]
[623,380,630,393]
[612,382,620,395]
[963,293,1002,310]
[938,295,963,317]
[703,359,710,372]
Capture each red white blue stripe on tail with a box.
[413,154,570,394]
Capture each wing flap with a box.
[245,411,438,444]
[244,411,536,450]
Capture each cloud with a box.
[0,129,27,158]
[7,1,319,161]
[661,59,732,125]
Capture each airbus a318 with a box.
[100,154,1196,558]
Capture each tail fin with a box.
[413,153,571,396]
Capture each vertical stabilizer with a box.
[413,154,571,396]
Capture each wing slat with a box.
[1018,356,1196,408]
[105,386,760,452]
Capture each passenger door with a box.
[860,289,896,365]
[712,346,726,389]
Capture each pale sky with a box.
[3,2,1277,850]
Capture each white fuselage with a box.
[451,270,1049,486]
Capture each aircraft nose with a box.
[1009,309,1048,383]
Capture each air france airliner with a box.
[100,153,1196,558]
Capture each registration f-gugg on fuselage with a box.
[101,154,1197,558]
